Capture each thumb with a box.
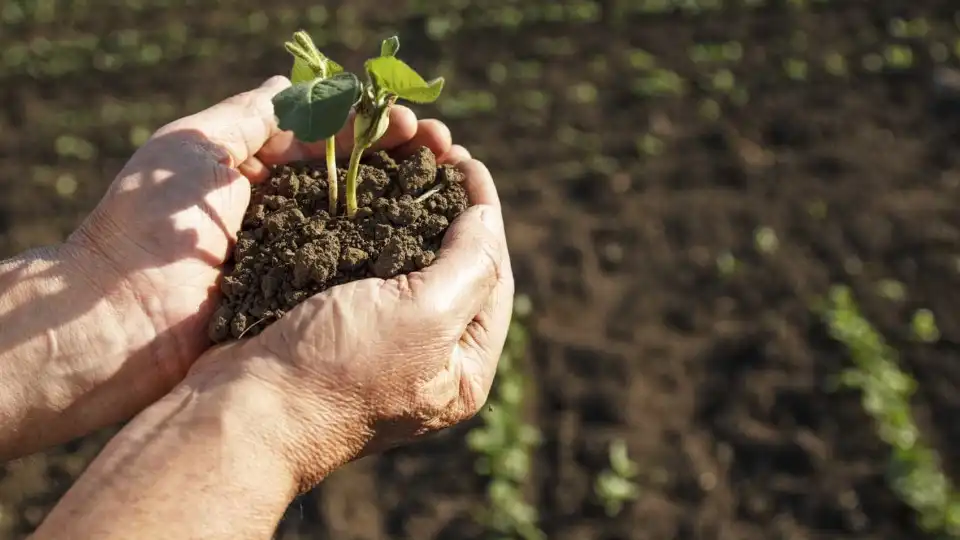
[151,75,291,168]
[408,205,506,326]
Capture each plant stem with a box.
[345,145,366,219]
[325,137,338,215]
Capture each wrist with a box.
[0,242,157,457]
[33,348,302,539]
[188,342,371,492]
[176,354,301,493]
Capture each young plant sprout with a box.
[272,34,445,218]
[281,31,346,214]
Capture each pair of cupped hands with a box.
[19,76,513,492]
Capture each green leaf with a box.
[286,42,343,82]
[292,30,318,58]
[381,36,400,57]
[284,40,313,61]
[287,31,344,79]
[291,56,316,84]
[400,77,445,103]
[325,57,345,76]
[365,56,445,103]
[273,72,361,143]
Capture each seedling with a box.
[594,439,640,517]
[820,286,960,537]
[467,299,544,540]
[272,33,445,218]
[911,308,940,343]
[279,31,346,214]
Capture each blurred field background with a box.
[3,0,960,538]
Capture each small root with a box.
[415,183,446,204]
[237,317,268,340]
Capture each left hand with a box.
[64,75,462,427]
[184,156,513,490]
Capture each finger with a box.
[457,159,501,209]
[408,204,506,327]
[456,180,513,411]
[458,247,515,411]
[254,131,307,167]
[256,105,420,166]
[393,119,452,159]
[439,145,471,165]
[334,105,419,158]
[238,155,271,183]
[152,76,291,168]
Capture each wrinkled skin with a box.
[198,160,513,489]
[69,76,447,390]
[59,75,513,482]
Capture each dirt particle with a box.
[373,234,421,279]
[438,164,465,185]
[263,195,288,210]
[418,214,449,239]
[278,173,300,198]
[220,275,247,296]
[398,146,437,196]
[425,182,469,220]
[208,305,234,343]
[375,223,393,241]
[243,204,266,228]
[264,207,305,236]
[277,248,297,264]
[293,231,340,288]
[283,289,309,306]
[234,234,256,261]
[364,150,399,172]
[260,267,284,298]
[340,246,369,271]
[414,250,436,269]
[230,312,249,338]
[377,195,422,226]
[357,165,391,206]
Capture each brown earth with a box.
[208,146,467,343]
[2,2,960,540]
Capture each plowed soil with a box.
[2,2,960,539]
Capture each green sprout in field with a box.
[594,439,640,517]
[819,286,960,537]
[467,297,544,540]
[911,308,940,343]
[281,31,345,215]
[272,33,444,218]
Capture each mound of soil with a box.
[207,146,468,343]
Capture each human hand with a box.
[20,80,512,537]
[186,154,514,491]
[59,76,463,435]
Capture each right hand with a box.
[187,155,514,491]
